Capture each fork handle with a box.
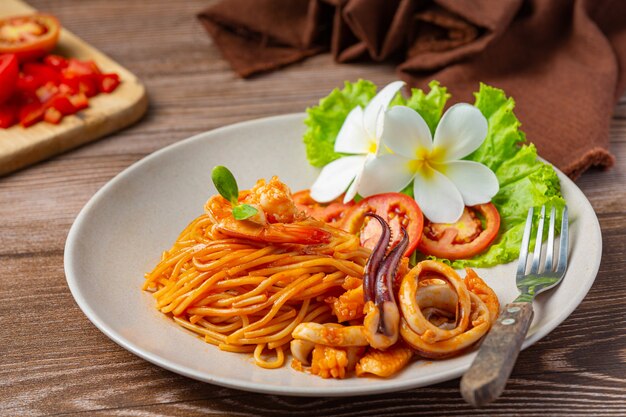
[460,302,534,407]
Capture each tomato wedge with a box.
[342,193,424,257]
[293,190,354,225]
[418,203,500,260]
[0,54,18,104]
[0,14,60,61]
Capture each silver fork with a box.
[460,205,569,407]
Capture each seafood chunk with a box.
[355,345,413,378]
[205,176,331,244]
[310,345,349,379]
[327,286,365,322]
[292,323,369,347]
[361,214,408,350]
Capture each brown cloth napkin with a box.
[198,0,626,179]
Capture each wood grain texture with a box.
[0,0,147,176]
[0,1,625,416]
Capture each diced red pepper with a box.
[43,54,68,70]
[98,73,120,93]
[22,62,61,85]
[4,53,119,128]
[0,104,17,128]
[18,102,45,127]
[16,73,40,93]
[69,92,88,110]
[35,81,58,102]
[48,93,77,115]
[43,106,62,124]
[62,58,100,77]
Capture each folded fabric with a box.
[198,0,626,178]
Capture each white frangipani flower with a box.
[358,103,499,223]
[310,81,405,204]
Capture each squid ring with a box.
[399,260,471,343]
[400,292,491,358]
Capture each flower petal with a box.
[436,160,500,206]
[413,166,465,223]
[380,105,432,158]
[432,103,488,161]
[310,155,366,203]
[363,81,405,139]
[334,106,370,154]
[358,154,416,197]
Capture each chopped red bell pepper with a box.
[19,102,45,127]
[0,104,16,128]
[69,92,88,110]
[99,73,120,93]
[1,52,120,128]
[43,54,68,70]
[43,106,63,124]
[70,93,89,110]
[23,62,61,85]
[48,93,76,115]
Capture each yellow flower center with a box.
[367,140,377,154]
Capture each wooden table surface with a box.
[1,1,625,416]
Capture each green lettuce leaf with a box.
[449,84,565,268]
[303,80,565,269]
[303,80,377,167]
[404,81,450,135]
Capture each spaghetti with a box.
[143,212,369,369]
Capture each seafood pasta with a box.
[143,175,500,378]
[143,177,370,369]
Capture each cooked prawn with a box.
[205,176,331,244]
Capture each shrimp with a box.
[205,176,331,244]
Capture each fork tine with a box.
[544,206,556,271]
[529,205,546,274]
[556,205,569,275]
[516,207,534,278]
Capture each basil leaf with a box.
[211,165,239,204]
[232,204,258,220]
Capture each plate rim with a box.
[64,112,602,397]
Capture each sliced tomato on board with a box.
[0,54,19,104]
[0,14,60,61]
[418,203,500,260]
[293,190,354,225]
[342,193,424,257]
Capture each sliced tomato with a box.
[418,203,500,260]
[293,190,354,225]
[0,53,18,104]
[342,193,424,257]
[0,14,60,61]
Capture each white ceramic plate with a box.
[64,113,601,397]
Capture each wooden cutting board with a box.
[0,0,148,176]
